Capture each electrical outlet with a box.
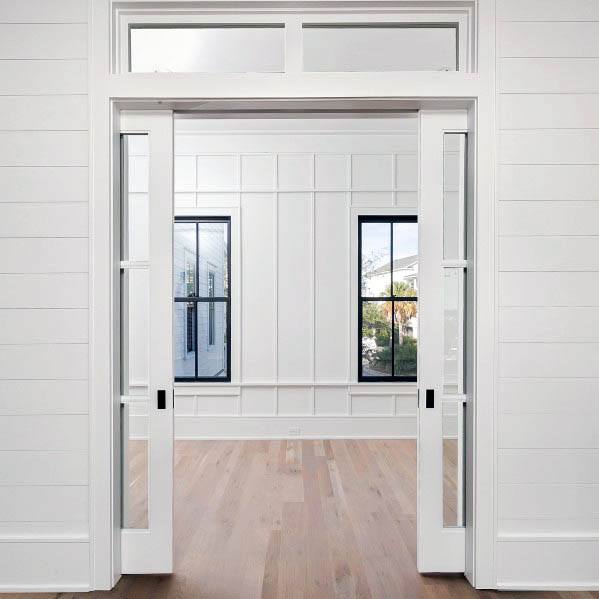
[288,426,301,436]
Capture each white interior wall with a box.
[4,0,598,590]
[128,116,429,439]
[495,0,599,588]
[0,0,91,592]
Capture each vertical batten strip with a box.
[236,152,242,396]
[310,153,316,415]
[273,154,279,415]
[392,152,397,207]
[346,153,353,416]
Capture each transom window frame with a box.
[358,214,418,383]
[174,215,232,383]
[113,4,474,74]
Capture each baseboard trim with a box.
[176,414,418,439]
[133,415,419,439]
[129,414,459,440]
[174,434,418,440]
[498,533,599,543]
[0,585,91,593]
[0,535,89,543]
[497,583,599,591]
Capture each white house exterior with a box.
[365,254,418,297]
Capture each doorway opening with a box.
[117,103,473,594]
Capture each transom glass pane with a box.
[303,24,457,72]
[130,25,285,73]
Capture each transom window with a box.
[115,4,473,74]
[359,215,418,382]
[174,217,231,381]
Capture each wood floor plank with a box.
[280,501,307,599]
[261,529,282,599]
[302,441,335,599]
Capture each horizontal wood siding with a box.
[0,0,90,591]
[496,0,599,587]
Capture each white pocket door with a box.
[418,110,469,573]
[120,111,174,574]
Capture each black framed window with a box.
[358,215,418,382]
[174,217,231,382]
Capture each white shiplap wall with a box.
[4,0,597,589]
[0,0,90,591]
[496,0,599,588]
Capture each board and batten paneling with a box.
[175,118,419,438]
[123,117,421,440]
[0,0,90,591]
[240,192,276,382]
[496,0,599,587]
[277,192,313,382]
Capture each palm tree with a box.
[382,281,417,332]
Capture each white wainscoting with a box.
[128,383,421,439]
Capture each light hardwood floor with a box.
[9,440,599,599]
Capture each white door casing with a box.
[117,109,470,575]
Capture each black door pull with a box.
[426,389,434,409]
[157,389,166,410]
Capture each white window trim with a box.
[114,3,474,75]
[349,205,418,382]
[174,206,241,383]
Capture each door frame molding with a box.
[89,0,496,590]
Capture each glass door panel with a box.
[120,112,174,574]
